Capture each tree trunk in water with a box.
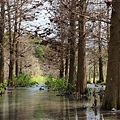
[102,0,120,110]
[76,0,87,94]
[68,0,76,86]
[0,1,5,83]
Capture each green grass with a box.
[31,74,47,84]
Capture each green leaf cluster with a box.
[14,73,32,86]
[33,38,44,59]
[45,75,68,91]
[34,47,44,59]
[0,83,5,93]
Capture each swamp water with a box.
[0,84,120,120]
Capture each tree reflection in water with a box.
[0,86,119,120]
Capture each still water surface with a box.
[0,85,120,120]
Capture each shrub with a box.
[14,73,32,86]
[34,47,44,59]
[45,75,68,91]
[0,83,5,93]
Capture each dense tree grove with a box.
[50,0,109,95]
[0,1,108,82]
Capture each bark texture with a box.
[0,1,5,83]
[102,0,120,110]
[76,0,87,94]
[68,0,76,85]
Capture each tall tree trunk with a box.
[60,47,64,78]
[76,0,87,94]
[0,1,5,83]
[15,41,19,77]
[19,57,22,74]
[59,28,65,78]
[102,0,120,110]
[7,0,14,86]
[8,0,18,86]
[65,47,69,81]
[14,0,18,77]
[68,0,76,86]
[93,62,96,84]
[107,8,110,49]
[15,0,21,77]
[98,21,104,83]
[99,56,104,83]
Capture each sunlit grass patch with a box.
[31,74,47,84]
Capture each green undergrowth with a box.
[13,73,78,93]
[0,83,6,94]
[14,73,47,86]
[45,75,68,91]
[14,73,32,86]
[31,74,47,84]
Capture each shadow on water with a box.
[0,85,120,120]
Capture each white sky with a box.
[21,0,56,38]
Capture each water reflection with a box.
[0,86,119,120]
